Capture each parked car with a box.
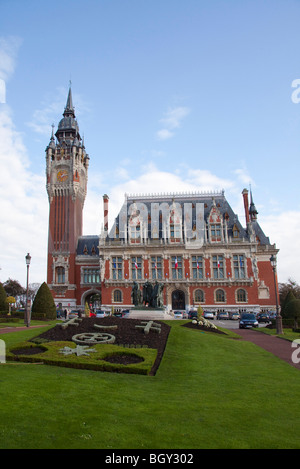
[121,309,130,317]
[95,310,108,318]
[257,312,270,323]
[239,313,259,329]
[69,310,80,318]
[217,312,229,320]
[203,311,214,320]
[230,312,240,320]
[188,310,198,320]
[113,311,123,317]
[174,311,183,319]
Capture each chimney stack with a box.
[242,189,250,225]
[103,194,109,232]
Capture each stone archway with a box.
[172,289,185,310]
[81,289,101,309]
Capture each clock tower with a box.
[46,86,89,305]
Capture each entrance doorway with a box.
[172,290,185,310]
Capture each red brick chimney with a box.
[103,194,109,232]
[242,189,250,225]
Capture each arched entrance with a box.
[81,289,101,310]
[172,290,185,310]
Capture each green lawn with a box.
[0,321,299,449]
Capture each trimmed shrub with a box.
[32,282,56,320]
[285,299,300,330]
[0,283,8,312]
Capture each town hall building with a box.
[46,87,279,315]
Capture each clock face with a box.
[57,170,68,182]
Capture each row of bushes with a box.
[268,318,299,331]
[0,312,48,320]
[0,282,57,320]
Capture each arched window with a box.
[236,288,247,303]
[215,289,225,303]
[194,289,204,303]
[56,267,65,284]
[113,289,122,303]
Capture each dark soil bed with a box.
[34,317,171,375]
[103,353,144,365]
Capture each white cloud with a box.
[0,36,22,81]
[156,129,174,140]
[156,106,190,140]
[260,211,300,284]
[0,106,48,284]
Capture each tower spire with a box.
[64,82,75,118]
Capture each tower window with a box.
[56,267,65,284]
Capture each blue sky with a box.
[0,0,300,285]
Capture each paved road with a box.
[213,319,268,329]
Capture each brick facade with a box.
[46,89,279,314]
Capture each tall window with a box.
[56,266,65,284]
[130,224,141,243]
[236,288,247,303]
[170,222,181,240]
[151,256,162,280]
[194,289,204,303]
[210,223,221,242]
[172,256,183,279]
[215,289,225,302]
[112,256,123,280]
[132,256,142,280]
[192,256,203,279]
[83,268,100,284]
[212,255,224,279]
[113,289,122,303]
[233,255,245,279]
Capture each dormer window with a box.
[208,201,222,242]
[233,224,239,239]
[210,223,221,241]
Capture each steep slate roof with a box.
[77,235,99,256]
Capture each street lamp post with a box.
[270,254,283,335]
[25,253,31,327]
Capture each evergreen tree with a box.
[0,283,8,312]
[32,282,56,319]
[285,299,300,330]
[281,290,296,318]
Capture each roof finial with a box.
[63,82,75,117]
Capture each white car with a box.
[95,310,108,318]
[203,311,214,320]
[174,311,183,319]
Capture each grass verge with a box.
[0,320,299,449]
